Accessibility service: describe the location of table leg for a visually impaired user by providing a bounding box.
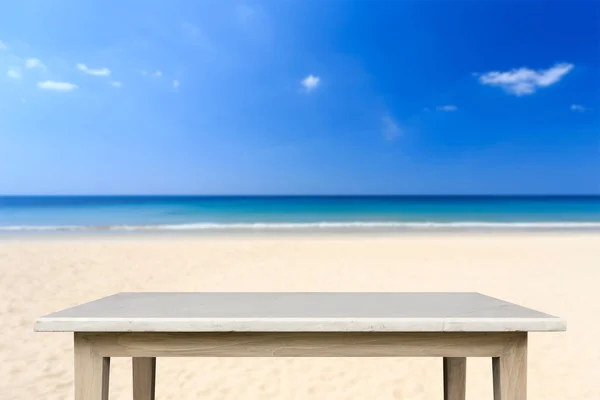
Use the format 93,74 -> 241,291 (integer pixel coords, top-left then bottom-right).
133,357 -> 156,400
492,334 -> 527,400
74,335 -> 110,400
443,357 -> 466,400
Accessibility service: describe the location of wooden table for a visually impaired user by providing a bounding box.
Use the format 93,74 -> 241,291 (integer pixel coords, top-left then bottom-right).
35,292 -> 565,400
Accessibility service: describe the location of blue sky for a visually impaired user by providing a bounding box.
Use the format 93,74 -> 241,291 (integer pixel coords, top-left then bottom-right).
1,0 -> 599,195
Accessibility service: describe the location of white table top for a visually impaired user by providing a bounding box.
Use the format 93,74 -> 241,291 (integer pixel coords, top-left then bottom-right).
34,292 -> 566,333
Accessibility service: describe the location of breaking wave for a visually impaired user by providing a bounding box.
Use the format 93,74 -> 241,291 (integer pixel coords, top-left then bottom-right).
2,221 -> 600,232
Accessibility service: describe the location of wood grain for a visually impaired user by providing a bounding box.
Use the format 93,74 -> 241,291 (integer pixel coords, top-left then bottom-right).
74,335 -> 110,400
443,357 -> 466,400
78,332 -> 523,358
493,333 -> 527,400
133,357 -> 156,400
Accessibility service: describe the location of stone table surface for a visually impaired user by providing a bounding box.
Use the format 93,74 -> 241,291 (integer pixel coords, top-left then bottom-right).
35,292 -> 566,333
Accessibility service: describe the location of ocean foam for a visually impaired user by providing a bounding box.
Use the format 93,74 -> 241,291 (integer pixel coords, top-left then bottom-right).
1,221 -> 600,232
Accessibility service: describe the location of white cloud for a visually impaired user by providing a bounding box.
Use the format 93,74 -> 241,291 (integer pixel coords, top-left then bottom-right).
478,63 -> 573,96
301,74 -> 320,92
181,22 -> 213,51
237,4 -> 257,23
182,22 -> 201,38
437,105 -> 458,112
110,81 -> 122,88
571,104 -> 588,112
37,81 -> 78,92
143,70 -> 162,78
382,115 -> 402,141
77,63 -> 111,76
181,22 -> 202,39
0,40 -> 8,50
173,80 -> 180,89
25,58 -> 46,70
7,68 -> 22,79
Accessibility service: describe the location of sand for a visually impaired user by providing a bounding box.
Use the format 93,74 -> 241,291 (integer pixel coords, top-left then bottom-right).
1,232 -> 598,399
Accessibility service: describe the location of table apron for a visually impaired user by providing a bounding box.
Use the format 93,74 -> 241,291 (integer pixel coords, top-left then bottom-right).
75,332 -> 527,358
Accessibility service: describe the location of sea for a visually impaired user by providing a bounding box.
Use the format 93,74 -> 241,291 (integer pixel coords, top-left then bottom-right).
1,196 -> 599,233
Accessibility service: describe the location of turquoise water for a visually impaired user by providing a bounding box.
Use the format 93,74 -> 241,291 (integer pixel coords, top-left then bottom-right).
1,196 -> 600,231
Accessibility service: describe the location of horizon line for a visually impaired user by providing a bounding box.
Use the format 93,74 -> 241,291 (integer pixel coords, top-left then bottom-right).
1,194 -> 599,198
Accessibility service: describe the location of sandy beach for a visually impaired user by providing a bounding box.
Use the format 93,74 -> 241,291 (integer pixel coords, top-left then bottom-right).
1,232 -> 599,399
